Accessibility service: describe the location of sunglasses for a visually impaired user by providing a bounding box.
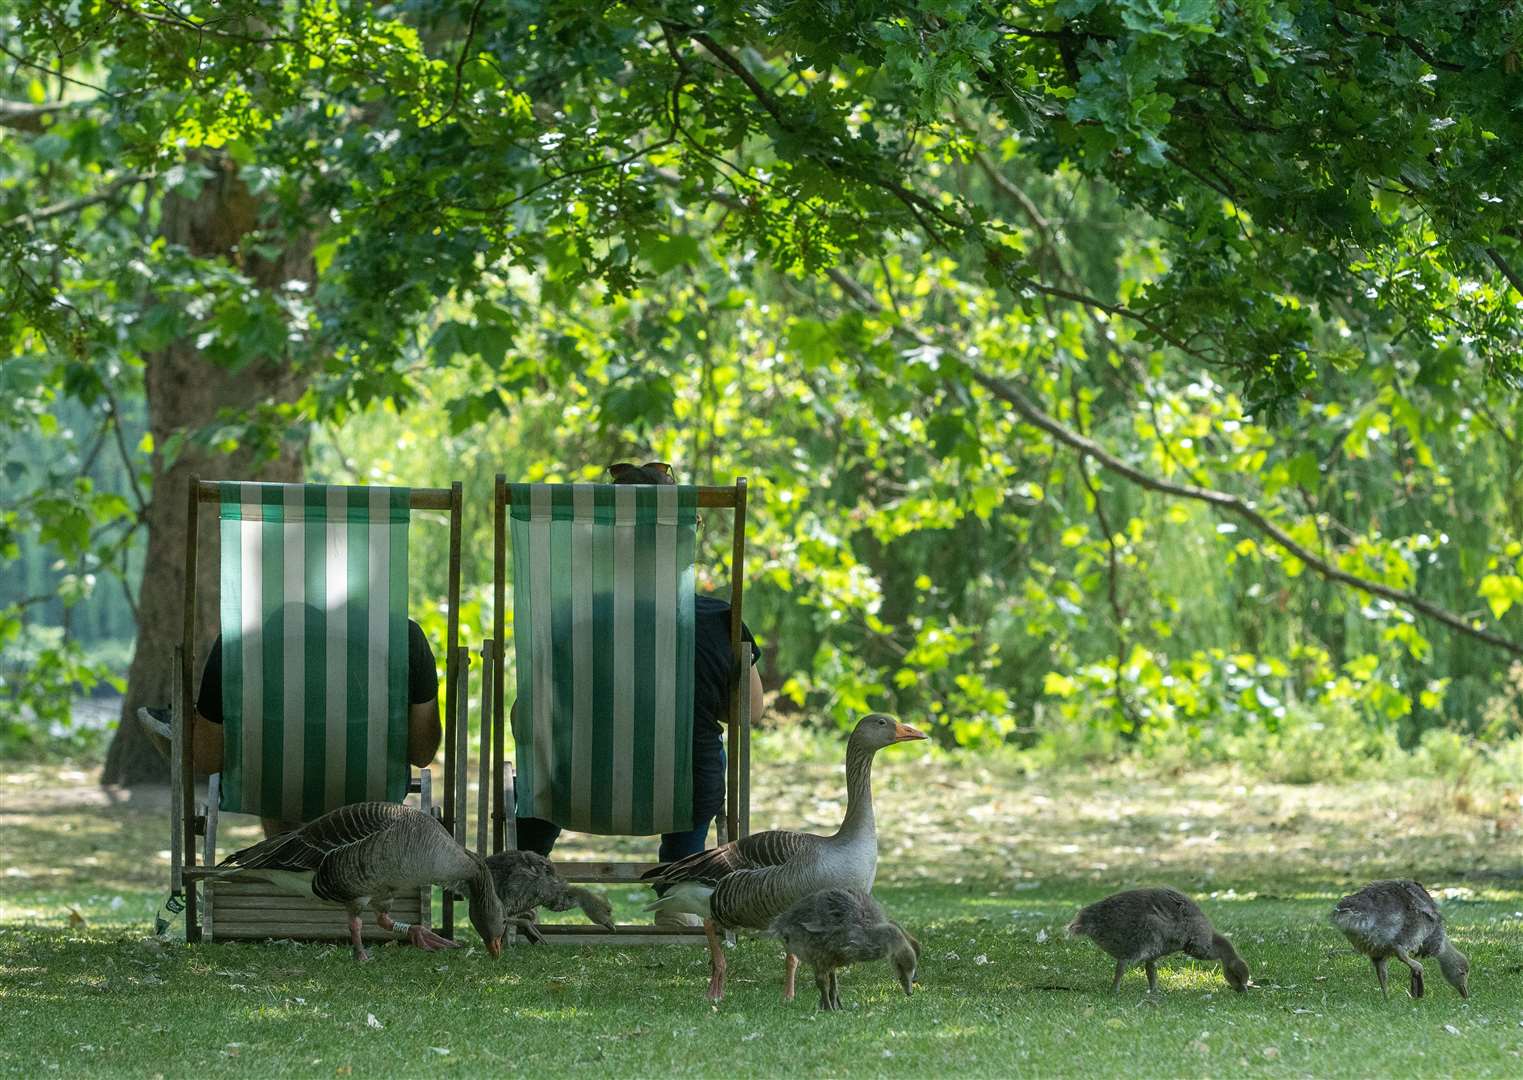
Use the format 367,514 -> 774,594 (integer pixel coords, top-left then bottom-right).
607,461 -> 674,482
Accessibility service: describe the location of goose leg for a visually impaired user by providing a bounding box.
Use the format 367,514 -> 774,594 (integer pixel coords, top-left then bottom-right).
829,969 -> 841,1011
783,952 -> 800,1002
816,968 -> 833,1011
703,919 -> 727,1003
377,912 -> 458,952
1394,947 -> 1424,999
347,914 -> 370,963
1145,960 -> 1159,994
1110,959 -> 1126,992
1373,956 -> 1389,1000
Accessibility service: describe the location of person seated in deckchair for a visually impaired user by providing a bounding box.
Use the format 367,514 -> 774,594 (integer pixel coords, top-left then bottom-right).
143,602 -> 442,839
513,461 -> 766,918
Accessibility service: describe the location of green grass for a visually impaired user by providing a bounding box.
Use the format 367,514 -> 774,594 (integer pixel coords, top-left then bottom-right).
2,750 -> 1521,1077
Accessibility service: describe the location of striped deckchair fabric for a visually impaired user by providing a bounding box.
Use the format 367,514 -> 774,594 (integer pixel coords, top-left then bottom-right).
510,483 -> 698,836
217,482 -> 412,822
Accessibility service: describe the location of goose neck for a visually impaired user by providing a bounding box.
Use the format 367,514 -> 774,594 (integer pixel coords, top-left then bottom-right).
837,743 -> 877,838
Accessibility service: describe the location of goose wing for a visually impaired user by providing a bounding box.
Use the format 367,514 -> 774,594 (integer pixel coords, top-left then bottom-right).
642,828 -> 822,887
219,802 -> 413,873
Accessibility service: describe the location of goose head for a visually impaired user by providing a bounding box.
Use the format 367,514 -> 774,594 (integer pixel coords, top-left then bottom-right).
465,854 -> 508,958
849,713 -> 928,754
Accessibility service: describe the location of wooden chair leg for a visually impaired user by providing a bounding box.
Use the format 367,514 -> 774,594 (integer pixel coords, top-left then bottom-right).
203,773 -> 220,940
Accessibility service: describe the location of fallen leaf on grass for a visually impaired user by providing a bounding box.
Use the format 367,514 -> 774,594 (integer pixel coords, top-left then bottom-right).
66,909 -> 86,929
428,1047 -> 450,1056
366,1014 -> 383,1030
1443,1024 -> 1461,1037
1262,1047 -> 1280,1060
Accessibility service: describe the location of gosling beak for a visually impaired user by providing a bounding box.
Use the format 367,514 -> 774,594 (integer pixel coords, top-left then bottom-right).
487,936 -> 503,959
893,722 -> 928,743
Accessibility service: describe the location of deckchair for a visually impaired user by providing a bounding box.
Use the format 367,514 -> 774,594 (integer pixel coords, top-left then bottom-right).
170,478 -> 472,944
482,475 -> 753,945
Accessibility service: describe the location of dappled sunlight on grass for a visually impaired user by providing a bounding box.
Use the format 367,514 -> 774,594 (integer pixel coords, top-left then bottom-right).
2,753 -> 1520,1076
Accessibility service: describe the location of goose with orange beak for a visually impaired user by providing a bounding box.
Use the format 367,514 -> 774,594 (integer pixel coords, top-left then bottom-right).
645,713 -> 928,1002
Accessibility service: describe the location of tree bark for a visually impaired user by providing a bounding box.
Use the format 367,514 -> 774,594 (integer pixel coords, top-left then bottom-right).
102,156 -> 313,786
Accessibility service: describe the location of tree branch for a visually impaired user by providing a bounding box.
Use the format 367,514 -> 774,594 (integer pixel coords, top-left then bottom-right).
802,243 -> 1523,659
8,172 -> 152,229
971,369 -> 1523,659
0,99 -> 86,132
1486,247 -> 1523,298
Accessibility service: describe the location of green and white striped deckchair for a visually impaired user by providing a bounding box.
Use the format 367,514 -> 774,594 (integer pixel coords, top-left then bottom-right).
216,481 -> 412,822
172,477 -> 468,946
485,474 -> 750,944
508,483 -> 699,836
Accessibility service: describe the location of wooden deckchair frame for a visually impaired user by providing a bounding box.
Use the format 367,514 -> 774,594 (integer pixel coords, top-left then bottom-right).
487,474 -> 752,945
171,476 -> 468,943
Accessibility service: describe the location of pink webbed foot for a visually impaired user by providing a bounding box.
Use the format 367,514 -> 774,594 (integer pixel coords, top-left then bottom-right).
407,923 -> 461,952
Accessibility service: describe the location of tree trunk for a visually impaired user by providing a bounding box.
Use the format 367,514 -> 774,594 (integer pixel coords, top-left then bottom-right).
102,156 -> 313,786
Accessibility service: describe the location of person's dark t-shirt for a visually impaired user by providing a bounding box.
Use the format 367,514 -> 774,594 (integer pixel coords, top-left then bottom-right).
197,619 -> 438,723
691,595 -> 761,820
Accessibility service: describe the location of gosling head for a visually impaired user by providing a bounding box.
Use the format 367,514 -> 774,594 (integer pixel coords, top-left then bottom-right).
1437,942 -> 1470,1000
870,922 -> 921,996
1212,933 -> 1250,992
850,713 -> 928,753
892,925 -> 922,997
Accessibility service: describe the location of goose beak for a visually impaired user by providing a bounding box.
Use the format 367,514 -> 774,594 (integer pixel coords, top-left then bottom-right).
487,936 -> 503,959
893,722 -> 928,743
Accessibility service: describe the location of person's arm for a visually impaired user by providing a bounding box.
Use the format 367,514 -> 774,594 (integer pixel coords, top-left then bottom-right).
748,663 -> 764,726
192,710 -> 224,775
405,620 -> 443,767
408,699 -> 442,768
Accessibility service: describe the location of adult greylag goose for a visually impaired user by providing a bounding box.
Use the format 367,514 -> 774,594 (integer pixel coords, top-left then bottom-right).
217,802 -> 506,961
768,887 -> 920,1011
1067,887 -> 1250,993
643,712 -> 927,1002
1331,880 -> 1469,999
484,850 -> 616,941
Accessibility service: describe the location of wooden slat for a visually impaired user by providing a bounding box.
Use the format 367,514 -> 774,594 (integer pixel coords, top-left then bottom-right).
499,484 -> 740,508
195,480 -> 455,510
551,860 -> 660,883
521,926 -> 706,946
492,476 -> 507,854
212,895 -> 427,915
213,925 -> 412,942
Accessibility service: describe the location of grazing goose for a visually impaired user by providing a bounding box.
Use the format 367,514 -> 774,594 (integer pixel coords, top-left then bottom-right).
484,850 -> 617,941
643,712 -> 928,1002
1067,887 -> 1250,993
217,802 -> 506,961
1331,880 -> 1469,1000
768,888 -> 920,1011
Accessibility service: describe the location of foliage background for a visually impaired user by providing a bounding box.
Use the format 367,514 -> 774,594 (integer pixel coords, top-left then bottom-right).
3,0 -> 1523,773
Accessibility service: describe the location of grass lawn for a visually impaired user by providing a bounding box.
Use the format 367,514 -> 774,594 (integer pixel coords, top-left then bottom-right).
2,744 -> 1520,1077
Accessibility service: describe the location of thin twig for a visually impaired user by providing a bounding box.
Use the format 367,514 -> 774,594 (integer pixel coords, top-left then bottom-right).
422,0 -> 486,129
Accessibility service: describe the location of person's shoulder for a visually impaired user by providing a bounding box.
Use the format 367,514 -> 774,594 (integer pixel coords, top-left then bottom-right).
694,594 -> 731,616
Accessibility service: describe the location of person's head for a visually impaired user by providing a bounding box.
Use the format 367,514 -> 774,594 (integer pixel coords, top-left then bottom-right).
607,461 -> 675,486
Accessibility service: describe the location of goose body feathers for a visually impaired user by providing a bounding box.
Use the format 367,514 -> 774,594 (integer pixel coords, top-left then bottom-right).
219,802 -> 506,960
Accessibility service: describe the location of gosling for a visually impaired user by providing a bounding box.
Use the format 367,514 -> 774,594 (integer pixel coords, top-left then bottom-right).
1067,887 -> 1250,993
1331,880 -> 1469,1000
768,888 -> 920,1011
